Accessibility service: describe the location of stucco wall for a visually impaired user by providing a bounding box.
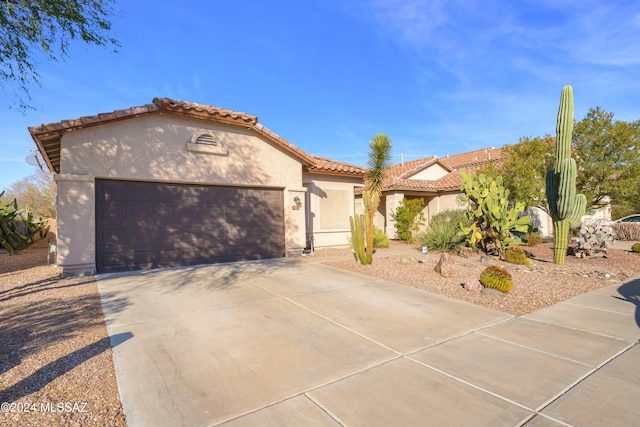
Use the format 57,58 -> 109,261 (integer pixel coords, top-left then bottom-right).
61,115 -> 302,187
56,114 -> 307,273
303,174 -> 361,248
426,192 -> 462,220
55,173 -> 95,276
408,163 -> 449,181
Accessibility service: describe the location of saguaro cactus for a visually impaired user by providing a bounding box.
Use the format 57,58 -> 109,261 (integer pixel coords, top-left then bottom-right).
545,86 -> 586,264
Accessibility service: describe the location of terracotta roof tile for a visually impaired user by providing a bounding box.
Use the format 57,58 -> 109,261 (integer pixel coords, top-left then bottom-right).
152,97 -> 257,124
307,155 -> 366,177
439,147 -> 504,170
385,177 -> 439,191
434,170 -> 464,190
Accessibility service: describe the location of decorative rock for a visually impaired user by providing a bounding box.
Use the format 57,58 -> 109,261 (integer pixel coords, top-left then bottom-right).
463,276 -> 483,291
434,253 -> 456,278
482,287 -> 506,297
397,256 -> 412,265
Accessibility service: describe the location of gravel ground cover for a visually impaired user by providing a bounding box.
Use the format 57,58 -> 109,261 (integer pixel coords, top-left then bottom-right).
324,241 -> 640,316
0,243 -> 126,427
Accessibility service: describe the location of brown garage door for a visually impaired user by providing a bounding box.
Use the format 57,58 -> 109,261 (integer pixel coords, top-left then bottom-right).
95,179 -> 285,273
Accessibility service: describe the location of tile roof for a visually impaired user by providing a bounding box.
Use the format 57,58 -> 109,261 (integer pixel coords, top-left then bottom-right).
306,155 -> 366,177
439,146 -> 504,170
376,147 -> 505,193
29,97 -> 325,173
386,156 -> 440,181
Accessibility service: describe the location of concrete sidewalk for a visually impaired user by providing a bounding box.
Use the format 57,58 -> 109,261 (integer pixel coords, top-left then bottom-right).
97,260 -> 640,427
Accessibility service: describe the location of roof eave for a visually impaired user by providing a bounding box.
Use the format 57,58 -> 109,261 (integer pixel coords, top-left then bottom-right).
305,168 -> 365,178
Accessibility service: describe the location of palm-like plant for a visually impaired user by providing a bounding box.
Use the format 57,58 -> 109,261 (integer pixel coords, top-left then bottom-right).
350,133 -> 392,264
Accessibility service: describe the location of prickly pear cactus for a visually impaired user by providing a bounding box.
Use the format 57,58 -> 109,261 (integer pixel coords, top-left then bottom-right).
458,171 -> 530,258
574,222 -> 616,258
545,86 -> 587,264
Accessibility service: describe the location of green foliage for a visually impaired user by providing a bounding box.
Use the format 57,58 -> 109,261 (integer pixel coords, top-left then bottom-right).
478,136 -> 554,213
611,223 -> 640,241
480,265 -> 513,293
526,233 -> 543,246
3,169 -> 56,218
574,222 -> 616,258
392,198 -> 425,242
458,171 -> 531,258
0,191 -> 49,254
372,227 -> 389,248
546,86 -> 587,265
1,0 -> 120,110
574,107 -> 640,217
505,247 -> 532,266
631,243 -> 640,253
419,209 -> 469,252
478,107 -> 640,220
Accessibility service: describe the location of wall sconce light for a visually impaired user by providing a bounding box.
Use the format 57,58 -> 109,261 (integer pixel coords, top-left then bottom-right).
293,196 -> 302,208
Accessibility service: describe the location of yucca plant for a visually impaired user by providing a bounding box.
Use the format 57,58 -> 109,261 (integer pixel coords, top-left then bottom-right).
350,133 -> 392,264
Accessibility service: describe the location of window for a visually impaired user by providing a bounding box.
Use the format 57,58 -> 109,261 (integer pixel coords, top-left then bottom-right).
318,189 -> 350,229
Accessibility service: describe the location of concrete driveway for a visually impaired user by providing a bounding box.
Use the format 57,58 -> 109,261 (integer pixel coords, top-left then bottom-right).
97,259 -> 640,426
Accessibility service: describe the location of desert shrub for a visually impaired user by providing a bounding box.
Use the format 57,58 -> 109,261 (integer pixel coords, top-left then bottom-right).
505,247 -> 532,266
574,222 -> 616,258
526,233 -> 543,246
479,265 -> 513,293
631,243 -> 640,253
348,226 -> 389,250
373,227 -> 389,248
611,223 -> 640,241
392,198 -> 425,242
419,209 -> 470,252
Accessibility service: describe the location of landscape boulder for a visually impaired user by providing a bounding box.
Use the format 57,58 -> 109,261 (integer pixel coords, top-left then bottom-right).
463,276 -> 483,291
434,253 -> 455,278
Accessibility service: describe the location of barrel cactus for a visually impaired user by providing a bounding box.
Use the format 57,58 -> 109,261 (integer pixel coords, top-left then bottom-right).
631,243 -> 640,253
480,265 -> 513,293
545,86 -> 587,264
505,247 -> 532,266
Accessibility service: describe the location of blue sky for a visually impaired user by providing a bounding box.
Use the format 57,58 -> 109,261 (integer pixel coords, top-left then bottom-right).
2,0 -> 639,192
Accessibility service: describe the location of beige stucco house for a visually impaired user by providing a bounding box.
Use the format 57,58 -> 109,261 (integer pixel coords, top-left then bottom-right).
30,98 -> 364,275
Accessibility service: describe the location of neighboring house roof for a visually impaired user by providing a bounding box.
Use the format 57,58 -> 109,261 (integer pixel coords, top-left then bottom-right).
374,147 -> 505,194
29,97 -> 327,174
439,146 -> 503,170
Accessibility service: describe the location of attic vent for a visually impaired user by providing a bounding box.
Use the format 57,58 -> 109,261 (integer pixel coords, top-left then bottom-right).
194,133 -> 218,146
187,132 -> 228,156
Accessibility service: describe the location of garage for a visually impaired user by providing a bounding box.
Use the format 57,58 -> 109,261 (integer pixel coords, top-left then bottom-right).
95,179 -> 285,273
